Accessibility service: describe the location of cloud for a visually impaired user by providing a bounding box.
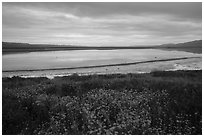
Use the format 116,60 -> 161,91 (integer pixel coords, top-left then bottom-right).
2,2 -> 202,46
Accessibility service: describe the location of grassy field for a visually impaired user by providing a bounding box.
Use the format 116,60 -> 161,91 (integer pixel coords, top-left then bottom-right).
2,70 -> 202,135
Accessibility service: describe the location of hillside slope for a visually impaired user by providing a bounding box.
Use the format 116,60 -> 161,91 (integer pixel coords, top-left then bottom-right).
158,40 -> 202,53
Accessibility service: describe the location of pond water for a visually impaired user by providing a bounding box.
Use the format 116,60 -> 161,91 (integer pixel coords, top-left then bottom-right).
2,49 -> 202,78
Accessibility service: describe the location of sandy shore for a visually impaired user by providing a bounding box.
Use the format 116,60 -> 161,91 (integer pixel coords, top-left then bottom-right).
3,56 -> 200,72
2,56 -> 202,79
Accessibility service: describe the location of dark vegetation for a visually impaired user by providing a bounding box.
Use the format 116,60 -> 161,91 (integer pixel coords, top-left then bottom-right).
2,40 -> 202,54
2,70 -> 202,135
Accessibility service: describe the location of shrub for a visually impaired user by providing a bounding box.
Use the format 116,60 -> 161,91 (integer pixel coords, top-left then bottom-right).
60,83 -> 78,97
2,70 -> 202,135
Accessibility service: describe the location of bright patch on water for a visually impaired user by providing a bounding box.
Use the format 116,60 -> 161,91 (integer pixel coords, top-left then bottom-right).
2,49 -> 202,78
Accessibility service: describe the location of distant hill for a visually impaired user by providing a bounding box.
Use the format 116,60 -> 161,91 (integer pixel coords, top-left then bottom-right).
157,40 -> 202,53
2,42 -> 30,48
2,42 -> 75,48
159,40 -> 202,48
1,41 -> 155,54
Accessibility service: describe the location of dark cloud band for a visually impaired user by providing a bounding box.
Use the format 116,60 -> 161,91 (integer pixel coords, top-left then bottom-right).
2,2 -> 202,46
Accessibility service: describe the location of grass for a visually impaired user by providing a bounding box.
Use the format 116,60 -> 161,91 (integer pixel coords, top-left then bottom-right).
2,70 -> 202,135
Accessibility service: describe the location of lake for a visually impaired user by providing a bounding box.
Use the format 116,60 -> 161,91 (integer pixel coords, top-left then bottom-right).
2,49 -> 202,78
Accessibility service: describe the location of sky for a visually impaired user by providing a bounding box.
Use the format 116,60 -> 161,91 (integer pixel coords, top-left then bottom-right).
2,2 -> 202,46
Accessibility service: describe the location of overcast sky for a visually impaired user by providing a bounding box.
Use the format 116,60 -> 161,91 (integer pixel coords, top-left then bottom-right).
2,2 -> 202,46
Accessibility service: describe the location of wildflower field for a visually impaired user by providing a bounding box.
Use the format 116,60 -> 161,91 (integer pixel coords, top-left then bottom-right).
2,70 -> 202,135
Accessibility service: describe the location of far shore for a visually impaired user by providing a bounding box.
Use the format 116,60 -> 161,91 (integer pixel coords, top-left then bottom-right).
2,46 -> 202,54
2,46 -> 157,55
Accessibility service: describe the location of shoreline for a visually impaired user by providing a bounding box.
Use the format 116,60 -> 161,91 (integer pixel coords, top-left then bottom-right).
11,69 -> 203,79
3,47 -> 202,55
2,46 -> 157,55
3,56 -> 201,73
2,69 -> 202,79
